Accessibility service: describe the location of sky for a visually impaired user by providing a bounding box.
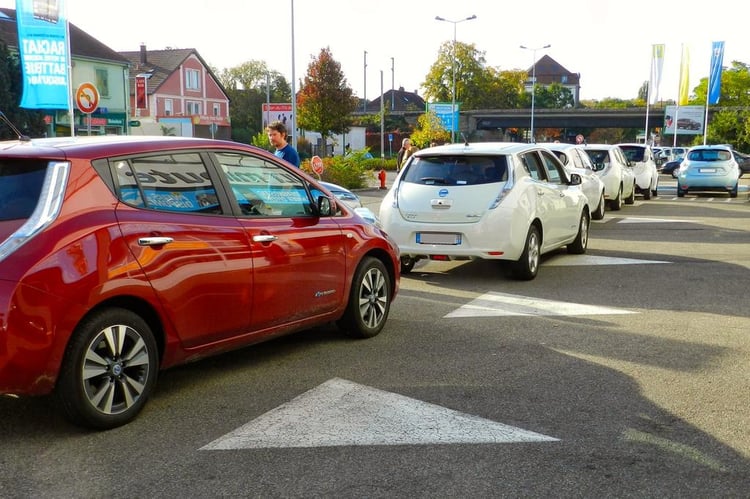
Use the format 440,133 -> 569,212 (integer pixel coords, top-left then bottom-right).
3,0 -> 747,103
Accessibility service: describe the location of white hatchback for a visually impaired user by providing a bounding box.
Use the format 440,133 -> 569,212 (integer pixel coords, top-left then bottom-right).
582,144 -> 637,211
379,142 -> 591,280
617,143 -> 659,199
542,142 -> 607,220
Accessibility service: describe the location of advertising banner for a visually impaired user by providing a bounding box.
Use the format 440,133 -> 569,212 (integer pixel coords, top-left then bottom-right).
261,103 -> 294,133
663,105 -> 704,135
135,76 -> 147,109
15,0 -> 70,109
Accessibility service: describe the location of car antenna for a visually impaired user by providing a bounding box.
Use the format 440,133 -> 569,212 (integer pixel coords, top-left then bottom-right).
0,111 -> 31,141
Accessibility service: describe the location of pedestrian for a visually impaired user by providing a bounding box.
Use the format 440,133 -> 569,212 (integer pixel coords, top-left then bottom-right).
401,144 -> 419,168
396,138 -> 411,172
267,120 -> 300,167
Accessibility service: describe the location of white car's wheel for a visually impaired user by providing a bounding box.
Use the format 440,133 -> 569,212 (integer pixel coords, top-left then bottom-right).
512,225 -> 541,280
567,211 -> 590,255
592,191 -> 606,220
609,185 -> 623,211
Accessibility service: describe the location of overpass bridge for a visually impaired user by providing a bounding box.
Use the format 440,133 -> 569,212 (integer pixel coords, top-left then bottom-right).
465,107 -> 683,131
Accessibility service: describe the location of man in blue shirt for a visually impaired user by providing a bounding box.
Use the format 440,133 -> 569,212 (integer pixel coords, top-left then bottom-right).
267,120 -> 300,167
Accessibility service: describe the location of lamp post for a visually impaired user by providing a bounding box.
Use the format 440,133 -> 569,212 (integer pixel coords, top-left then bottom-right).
435,14 -> 476,143
520,44 -> 550,143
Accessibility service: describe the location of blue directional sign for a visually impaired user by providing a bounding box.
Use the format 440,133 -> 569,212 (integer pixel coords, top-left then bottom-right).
427,102 -> 459,132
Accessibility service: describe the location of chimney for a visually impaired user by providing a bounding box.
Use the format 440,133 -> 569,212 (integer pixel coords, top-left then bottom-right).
140,44 -> 147,64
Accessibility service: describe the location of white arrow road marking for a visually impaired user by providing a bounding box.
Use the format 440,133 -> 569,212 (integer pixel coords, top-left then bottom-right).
617,217 -> 691,223
445,292 -> 637,318
201,378 -> 558,450
544,254 -> 671,266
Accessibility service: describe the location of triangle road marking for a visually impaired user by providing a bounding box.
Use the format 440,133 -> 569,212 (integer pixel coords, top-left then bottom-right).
201,378 -> 558,450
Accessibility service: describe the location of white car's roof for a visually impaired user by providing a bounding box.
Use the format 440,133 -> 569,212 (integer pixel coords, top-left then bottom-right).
583,143 -> 622,150
416,142 -> 540,156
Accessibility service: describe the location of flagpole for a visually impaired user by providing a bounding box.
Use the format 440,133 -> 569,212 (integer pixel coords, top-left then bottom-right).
703,87 -> 709,146
65,1 -> 74,136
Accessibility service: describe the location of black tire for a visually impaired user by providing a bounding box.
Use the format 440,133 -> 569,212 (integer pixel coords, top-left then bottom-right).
55,308 -> 159,430
512,225 -> 541,280
567,211 -> 590,255
730,183 -> 738,198
624,182 -> 636,205
643,187 -> 651,200
400,256 -> 416,274
592,191 -> 606,220
338,256 -> 391,338
609,185 -> 622,211
677,186 -> 686,197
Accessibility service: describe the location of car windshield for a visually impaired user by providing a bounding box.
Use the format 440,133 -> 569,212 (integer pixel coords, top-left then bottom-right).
585,150 -> 610,168
0,160 -> 47,221
402,155 -> 508,186
620,146 -> 645,162
687,149 -> 732,162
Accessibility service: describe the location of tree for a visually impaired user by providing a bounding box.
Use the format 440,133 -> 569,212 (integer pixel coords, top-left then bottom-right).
0,42 -> 46,139
296,47 -> 358,156
408,111 -> 451,148
532,83 -> 575,109
690,61 -> 750,151
423,41 -> 493,110
216,61 -> 290,144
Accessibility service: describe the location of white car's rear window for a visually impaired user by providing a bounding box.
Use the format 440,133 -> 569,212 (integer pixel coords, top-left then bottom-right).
402,155 -> 508,186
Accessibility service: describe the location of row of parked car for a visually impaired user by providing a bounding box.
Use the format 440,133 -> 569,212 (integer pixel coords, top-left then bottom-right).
378,140 -> 661,280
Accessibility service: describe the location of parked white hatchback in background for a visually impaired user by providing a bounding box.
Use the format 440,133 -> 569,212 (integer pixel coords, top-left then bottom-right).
542,142 -> 607,220
617,143 -> 659,199
379,142 -> 591,280
582,144 -> 636,211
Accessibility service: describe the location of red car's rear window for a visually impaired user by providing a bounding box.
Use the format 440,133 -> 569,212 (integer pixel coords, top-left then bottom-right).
0,159 -> 48,221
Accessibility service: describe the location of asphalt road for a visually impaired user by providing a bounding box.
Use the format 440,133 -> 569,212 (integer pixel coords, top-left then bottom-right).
1,174 -> 748,498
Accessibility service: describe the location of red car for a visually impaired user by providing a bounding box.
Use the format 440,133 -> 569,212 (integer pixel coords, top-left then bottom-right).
0,136 -> 399,429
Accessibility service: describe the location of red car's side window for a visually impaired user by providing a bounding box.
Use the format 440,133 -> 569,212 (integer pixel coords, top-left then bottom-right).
114,153 -> 223,215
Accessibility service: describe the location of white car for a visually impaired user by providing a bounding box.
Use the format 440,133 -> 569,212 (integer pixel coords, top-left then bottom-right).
617,143 -> 659,199
542,142 -> 607,220
582,144 -> 636,211
379,142 -> 591,280
319,180 -> 379,225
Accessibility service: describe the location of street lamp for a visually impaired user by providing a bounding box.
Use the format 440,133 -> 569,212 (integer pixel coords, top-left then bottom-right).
436,14 -> 476,143
520,44 -> 550,143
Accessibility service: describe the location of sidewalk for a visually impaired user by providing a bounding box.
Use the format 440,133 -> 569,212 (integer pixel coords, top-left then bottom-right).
360,169 -> 398,191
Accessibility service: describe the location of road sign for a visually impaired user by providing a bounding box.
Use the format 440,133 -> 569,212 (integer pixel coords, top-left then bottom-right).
75,83 -> 99,114
311,155 -> 324,175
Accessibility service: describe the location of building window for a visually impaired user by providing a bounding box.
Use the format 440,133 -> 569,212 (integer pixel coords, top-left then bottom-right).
185,68 -> 200,90
561,75 -> 568,84
186,101 -> 201,115
164,99 -> 173,116
213,103 -> 220,116
95,68 -> 109,98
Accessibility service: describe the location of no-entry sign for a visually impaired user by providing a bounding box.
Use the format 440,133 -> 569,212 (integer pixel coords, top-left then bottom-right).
76,83 -> 99,114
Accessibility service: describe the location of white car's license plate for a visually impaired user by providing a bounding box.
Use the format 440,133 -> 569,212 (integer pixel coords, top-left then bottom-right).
699,168 -> 717,173
417,232 -> 461,245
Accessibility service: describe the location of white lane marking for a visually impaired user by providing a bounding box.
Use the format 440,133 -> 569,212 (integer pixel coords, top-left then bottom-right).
617,217 -> 691,223
445,292 -> 637,318
544,254 -> 670,266
201,378 -> 558,450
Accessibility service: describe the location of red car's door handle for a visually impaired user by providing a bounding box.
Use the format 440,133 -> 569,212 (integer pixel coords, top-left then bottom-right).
138,236 -> 174,246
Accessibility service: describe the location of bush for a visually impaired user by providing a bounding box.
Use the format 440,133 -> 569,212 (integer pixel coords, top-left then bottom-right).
301,149 -> 378,189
